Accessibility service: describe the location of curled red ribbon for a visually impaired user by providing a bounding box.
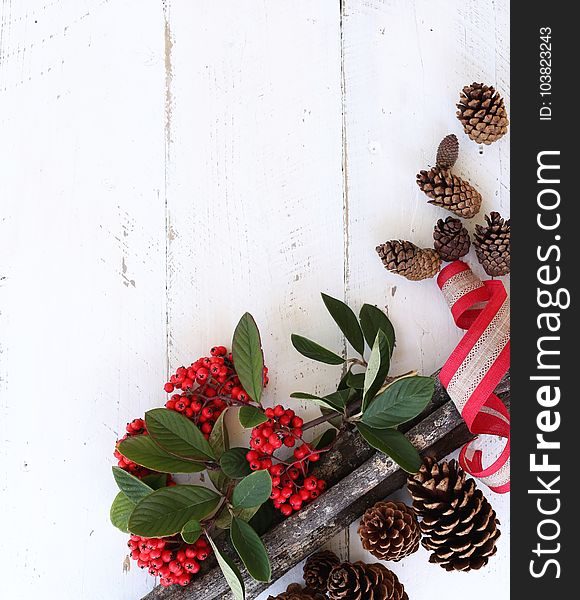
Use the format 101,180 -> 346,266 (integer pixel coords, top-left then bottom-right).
437,261 -> 510,493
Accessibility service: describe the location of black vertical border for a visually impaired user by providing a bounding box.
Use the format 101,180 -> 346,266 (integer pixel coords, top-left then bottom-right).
511,4 -> 575,596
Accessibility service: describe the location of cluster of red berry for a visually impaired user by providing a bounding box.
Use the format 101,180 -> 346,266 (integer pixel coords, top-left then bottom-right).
163,346 -> 269,440
114,418 -> 151,478
245,405 -> 326,516
127,535 -> 212,588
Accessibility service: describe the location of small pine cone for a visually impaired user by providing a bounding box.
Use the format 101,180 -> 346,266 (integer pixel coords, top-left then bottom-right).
376,240 -> 441,281
303,550 -> 340,592
407,457 -> 501,572
456,82 -> 509,145
327,562 -> 408,600
433,217 -> 471,262
268,583 -> 327,600
436,134 -> 459,168
474,211 -> 510,276
417,167 -> 482,218
358,501 -> 420,562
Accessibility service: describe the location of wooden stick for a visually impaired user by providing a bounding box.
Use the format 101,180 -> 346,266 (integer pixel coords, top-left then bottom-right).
143,372 -> 510,600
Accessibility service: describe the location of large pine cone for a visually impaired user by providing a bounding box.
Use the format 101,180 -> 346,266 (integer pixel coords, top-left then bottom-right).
327,562 -> 408,600
456,82 -> 509,145
433,217 -> 470,262
436,134 -> 459,169
417,167 -> 482,218
474,212 -> 510,276
358,501 -> 420,562
304,550 -> 340,592
268,583 -> 327,600
407,457 -> 501,572
376,240 -> 441,281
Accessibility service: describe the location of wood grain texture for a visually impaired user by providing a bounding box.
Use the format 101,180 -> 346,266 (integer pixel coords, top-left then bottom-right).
0,1 -> 509,599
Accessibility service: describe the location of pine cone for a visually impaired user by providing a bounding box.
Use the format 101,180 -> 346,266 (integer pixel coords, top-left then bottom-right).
304,550 -> 340,593
407,457 -> 501,572
474,212 -> 510,276
417,167 -> 482,218
433,217 -> 470,262
268,583 -> 327,600
436,134 -> 459,169
327,562 -> 408,600
456,82 -> 509,145
376,240 -> 441,281
358,501 -> 420,562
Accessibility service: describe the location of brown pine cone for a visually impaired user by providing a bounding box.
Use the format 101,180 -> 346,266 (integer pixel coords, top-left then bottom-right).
433,217 -> 471,262
303,550 -> 340,593
327,562 -> 408,600
358,501 -> 420,562
474,212 -> 510,276
268,583 -> 327,600
456,82 -> 509,145
407,457 -> 501,572
436,134 -> 459,169
376,240 -> 441,281
417,167 -> 482,218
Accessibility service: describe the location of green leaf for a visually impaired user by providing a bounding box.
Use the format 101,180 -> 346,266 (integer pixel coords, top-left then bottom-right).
291,334 -> 344,365
362,331 -> 391,411
112,466 -> 154,504
362,376 -> 435,429
290,388 -> 350,413
346,371 -> 365,390
232,471 -> 272,509
117,435 -> 206,474
208,536 -> 245,600
208,469 -> 231,494
231,517 -> 271,582
249,501 -> 276,536
359,304 -> 396,354
321,293 -> 365,356
209,409 -> 229,459
356,423 -> 422,473
232,313 -> 265,404
320,406 -> 344,429
145,408 -> 215,461
110,492 -> 135,533
181,519 -> 202,544
221,448 -> 253,479
216,505 -> 263,530
128,485 -> 221,537
141,473 -> 169,490
312,428 -> 337,450
238,405 -> 268,428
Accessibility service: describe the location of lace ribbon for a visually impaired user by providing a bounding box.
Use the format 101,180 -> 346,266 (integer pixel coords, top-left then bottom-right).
437,261 -> 510,493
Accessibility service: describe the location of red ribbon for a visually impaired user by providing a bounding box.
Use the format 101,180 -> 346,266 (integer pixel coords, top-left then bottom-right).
437,261 -> 510,493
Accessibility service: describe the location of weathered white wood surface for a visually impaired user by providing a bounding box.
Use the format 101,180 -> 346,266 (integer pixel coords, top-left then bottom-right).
0,1 -> 509,599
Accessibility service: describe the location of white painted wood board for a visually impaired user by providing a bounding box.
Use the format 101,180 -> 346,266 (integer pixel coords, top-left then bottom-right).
0,1 -> 509,598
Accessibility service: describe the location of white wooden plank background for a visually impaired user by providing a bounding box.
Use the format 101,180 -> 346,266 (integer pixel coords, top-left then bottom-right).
0,1 -> 509,599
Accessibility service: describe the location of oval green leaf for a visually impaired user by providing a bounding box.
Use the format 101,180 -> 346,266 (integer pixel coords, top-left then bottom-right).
232,313 -> 265,404
181,519 -> 202,544
145,408 -> 215,461
117,435 -> 206,474
110,492 -> 135,533
312,427 -> 337,450
112,466 -> 154,503
141,473 -> 169,490
321,293 -> 365,356
290,334 -> 345,365
231,517 -> 271,582
232,471 -> 272,509
359,304 -> 396,354
207,536 -> 245,600
128,485 -> 221,537
209,409 -> 229,459
221,448 -> 253,479
362,376 -> 434,428
362,330 -> 391,411
238,405 -> 268,428
356,423 -> 422,473
208,469 -> 231,494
